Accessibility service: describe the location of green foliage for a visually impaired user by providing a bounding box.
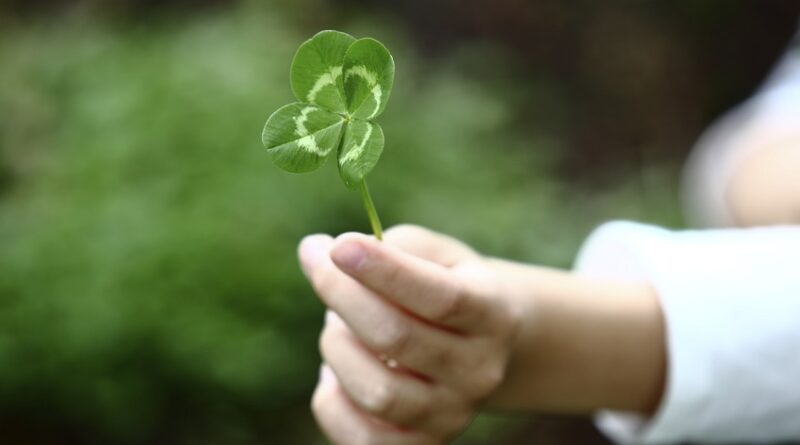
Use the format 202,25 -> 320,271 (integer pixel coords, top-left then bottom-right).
0,3 -> 681,444
339,118 -> 385,188
290,30 -> 355,114
262,102 -> 345,173
341,38 -> 394,120
263,30 -> 395,238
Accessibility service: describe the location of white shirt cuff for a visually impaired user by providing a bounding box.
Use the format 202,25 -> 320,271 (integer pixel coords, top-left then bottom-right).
574,221 -> 800,444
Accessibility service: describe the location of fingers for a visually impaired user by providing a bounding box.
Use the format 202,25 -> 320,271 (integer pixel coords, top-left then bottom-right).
301,237 -> 472,379
322,314 -> 434,425
320,315 -> 470,434
383,225 -> 479,267
303,229 -> 495,444
312,366 -> 436,445
330,233 -> 490,331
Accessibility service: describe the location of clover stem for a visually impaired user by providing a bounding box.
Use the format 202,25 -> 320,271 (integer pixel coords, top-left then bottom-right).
359,178 -> 383,240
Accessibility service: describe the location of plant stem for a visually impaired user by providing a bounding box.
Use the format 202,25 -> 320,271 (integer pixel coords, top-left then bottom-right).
359,178 -> 383,240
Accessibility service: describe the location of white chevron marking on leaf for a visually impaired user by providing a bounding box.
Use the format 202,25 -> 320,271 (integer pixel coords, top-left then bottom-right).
368,84 -> 383,118
346,65 -> 383,116
340,124 -> 373,165
296,134 -> 329,156
307,66 -> 343,103
345,65 -> 378,85
293,106 -> 316,137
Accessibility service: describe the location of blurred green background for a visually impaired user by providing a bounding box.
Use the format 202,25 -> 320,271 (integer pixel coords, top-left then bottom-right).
0,0 -> 797,443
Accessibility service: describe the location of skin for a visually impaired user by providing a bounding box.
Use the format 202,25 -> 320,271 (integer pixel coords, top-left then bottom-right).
299,225 -> 666,445
727,140 -> 800,226
713,106 -> 800,227
299,137 -> 799,444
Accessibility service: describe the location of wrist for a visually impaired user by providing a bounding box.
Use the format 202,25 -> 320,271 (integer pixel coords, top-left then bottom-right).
484,259 -> 666,415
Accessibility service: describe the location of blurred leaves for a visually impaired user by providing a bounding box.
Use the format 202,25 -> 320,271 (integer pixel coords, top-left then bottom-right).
0,1 -> 681,443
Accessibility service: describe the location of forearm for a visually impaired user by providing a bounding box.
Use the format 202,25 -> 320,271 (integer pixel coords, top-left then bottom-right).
485,259 -> 666,415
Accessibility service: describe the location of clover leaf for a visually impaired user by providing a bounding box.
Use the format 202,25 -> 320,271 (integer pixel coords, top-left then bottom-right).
262,30 -> 395,239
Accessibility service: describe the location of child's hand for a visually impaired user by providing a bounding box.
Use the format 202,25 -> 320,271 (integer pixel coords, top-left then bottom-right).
299,225 -> 522,445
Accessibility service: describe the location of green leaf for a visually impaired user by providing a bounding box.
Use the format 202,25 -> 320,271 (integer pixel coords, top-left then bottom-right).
290,30 -> 356,113
342,38 -> 395,120
337,119 -> 384,189
263,31 -> 394,238
262,102 -> 345,173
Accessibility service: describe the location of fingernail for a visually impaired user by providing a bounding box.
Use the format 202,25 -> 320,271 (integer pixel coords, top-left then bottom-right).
299,235 -> 332,277
331,241 -> 367,272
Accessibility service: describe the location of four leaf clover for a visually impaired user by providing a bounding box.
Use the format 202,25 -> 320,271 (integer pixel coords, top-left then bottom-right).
262,30 -> 395,239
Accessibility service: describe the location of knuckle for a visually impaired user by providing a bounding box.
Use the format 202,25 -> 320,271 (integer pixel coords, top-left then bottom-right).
494,298 -> 523,336
371,318 -> 411,355
434,282 -> 470,323
361,379 -> 398,417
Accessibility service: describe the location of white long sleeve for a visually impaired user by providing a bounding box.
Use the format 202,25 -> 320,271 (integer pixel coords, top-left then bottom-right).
574,221 -> 800,444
